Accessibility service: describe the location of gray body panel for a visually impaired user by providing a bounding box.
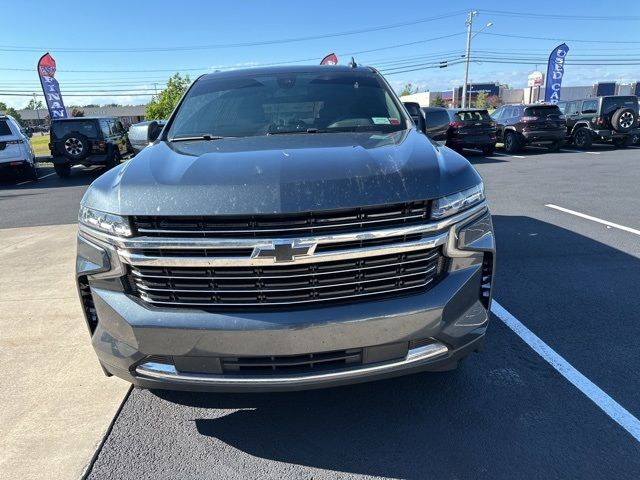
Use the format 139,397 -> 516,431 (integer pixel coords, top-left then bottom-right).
82,130 -> 481,215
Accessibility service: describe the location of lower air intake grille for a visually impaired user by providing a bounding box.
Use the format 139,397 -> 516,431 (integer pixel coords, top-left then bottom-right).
222,348 -> 363,375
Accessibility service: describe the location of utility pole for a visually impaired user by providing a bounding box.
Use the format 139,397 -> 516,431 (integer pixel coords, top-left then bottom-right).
461,10 -> 477,108
33,93 -> 41,125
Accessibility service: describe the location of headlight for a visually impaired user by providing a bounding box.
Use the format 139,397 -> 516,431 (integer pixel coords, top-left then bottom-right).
431,183 -> 485,219
79,206 -> 132,237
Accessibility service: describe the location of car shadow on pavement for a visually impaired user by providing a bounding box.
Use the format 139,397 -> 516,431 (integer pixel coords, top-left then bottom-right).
101,215 -> 640,479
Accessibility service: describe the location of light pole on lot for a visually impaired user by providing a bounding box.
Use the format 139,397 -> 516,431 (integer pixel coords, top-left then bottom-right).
461,11 -> 492,108
33,93 -> 41,125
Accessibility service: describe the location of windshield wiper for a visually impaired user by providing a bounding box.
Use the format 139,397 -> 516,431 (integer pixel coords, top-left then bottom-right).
169,134 -> 227,142
267,128 -> 323,135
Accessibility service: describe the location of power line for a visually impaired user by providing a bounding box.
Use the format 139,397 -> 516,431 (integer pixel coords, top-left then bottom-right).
0,11 -> 466,53
481,9 -> 640,21
480,31 -> 640,44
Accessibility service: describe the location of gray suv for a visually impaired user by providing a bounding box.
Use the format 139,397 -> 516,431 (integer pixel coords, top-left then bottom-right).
76,65 -> 495,392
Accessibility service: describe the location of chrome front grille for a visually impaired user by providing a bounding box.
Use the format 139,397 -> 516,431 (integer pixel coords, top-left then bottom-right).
131,201 -> 430,238
128,248 -> 445,308
79,202 -> 490,311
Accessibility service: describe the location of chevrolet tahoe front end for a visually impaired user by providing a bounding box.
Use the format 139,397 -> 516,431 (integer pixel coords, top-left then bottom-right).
76,65 -> 495,392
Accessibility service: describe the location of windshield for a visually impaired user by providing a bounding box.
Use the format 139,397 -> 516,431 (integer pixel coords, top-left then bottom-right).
524,106 -> 562,117
52,120 -> 98,139
167,70 -> 407,139
453,110 -> 491,122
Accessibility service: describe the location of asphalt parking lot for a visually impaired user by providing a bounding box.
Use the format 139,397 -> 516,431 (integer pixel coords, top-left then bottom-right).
2,144 -> 640,479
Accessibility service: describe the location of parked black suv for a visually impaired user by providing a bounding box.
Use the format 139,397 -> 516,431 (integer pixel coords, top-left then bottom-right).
50,117 -> 132,178
557,96 -> 639,149
441,109 -> 497,155
403,106 -> 497,154
491,104 -> 566,153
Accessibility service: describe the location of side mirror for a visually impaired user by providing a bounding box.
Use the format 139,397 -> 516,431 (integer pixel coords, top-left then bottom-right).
147,122 -> 162,143
402,102 -> 426,133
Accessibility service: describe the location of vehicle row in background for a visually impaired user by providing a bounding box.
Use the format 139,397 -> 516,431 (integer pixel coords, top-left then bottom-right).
406,95 -> 639,154
403,104 -> 497,154
49,117 -> 133,178
0,114 -> 38,180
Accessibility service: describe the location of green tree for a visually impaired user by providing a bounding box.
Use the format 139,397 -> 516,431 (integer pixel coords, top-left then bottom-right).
71,108 -> 85,117
487,95 -> 502,109
146,73 -> 191,119
399,83 -> 420,96
430,93 -> 446,107
5,107 -> 24,125
0,101 -> 7,111
25,98 -> 44,110
473,91 -> 489,109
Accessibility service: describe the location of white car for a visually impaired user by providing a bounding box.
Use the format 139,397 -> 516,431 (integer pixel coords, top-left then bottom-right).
0,115 -> 38,181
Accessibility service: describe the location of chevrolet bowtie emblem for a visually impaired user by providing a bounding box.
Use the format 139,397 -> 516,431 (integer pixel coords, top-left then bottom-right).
252,241 -> 316,263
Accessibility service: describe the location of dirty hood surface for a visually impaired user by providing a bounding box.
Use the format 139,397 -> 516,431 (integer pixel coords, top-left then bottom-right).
83,129 -> 481,216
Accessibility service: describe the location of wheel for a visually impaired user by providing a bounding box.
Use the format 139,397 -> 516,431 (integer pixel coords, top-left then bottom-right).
28,163 -> 38,181
611,108 -> 637,133
504,131 -> 520,153
612,137 -> 632,148
573,128 -> 592,149
61,133 -> 91,161
105,148 -> 121,169
547,141 -> 561,152
54,163 -> 71,178
482,145 -> 495,155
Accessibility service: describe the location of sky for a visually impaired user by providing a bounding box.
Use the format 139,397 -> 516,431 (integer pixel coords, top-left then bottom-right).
1,0 -> 640,109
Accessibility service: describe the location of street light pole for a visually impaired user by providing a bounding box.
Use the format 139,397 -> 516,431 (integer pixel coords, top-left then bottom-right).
33,93 -> 41,125
461,10 -> 476,108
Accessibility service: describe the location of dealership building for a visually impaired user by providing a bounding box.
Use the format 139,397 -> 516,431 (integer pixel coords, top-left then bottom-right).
2,105 -> 147,126
401,80 -> 640,107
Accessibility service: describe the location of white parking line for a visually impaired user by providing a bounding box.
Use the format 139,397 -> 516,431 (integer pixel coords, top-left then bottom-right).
491,300 -> 640,442
560,149 -> 601,155
545,204 -> 640,236
492,152 -> 527,159
38,172 -> 56,180
15,180 -> 32,186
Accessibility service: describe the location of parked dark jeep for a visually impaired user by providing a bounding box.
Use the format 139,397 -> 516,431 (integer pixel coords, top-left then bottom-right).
557,96 -> 640,149
49,117 -> 132,178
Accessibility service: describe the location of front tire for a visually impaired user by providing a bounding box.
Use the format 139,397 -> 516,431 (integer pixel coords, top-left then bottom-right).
54,163 -> 71,178
482,145 -> 495,155
105,149 -> 121,170
547,141 -> 561,152
504,131 -> 520,153
573,128 -> 592,150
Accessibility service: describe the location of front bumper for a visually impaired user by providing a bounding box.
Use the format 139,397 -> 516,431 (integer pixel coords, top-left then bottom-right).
77,205 -> 495,392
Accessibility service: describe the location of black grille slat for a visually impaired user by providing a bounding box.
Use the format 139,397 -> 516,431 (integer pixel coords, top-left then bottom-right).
131,201 -> 430,238
128,248 -> 445,309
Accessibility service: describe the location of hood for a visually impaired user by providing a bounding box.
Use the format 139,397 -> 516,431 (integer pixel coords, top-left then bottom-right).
82,129 -> 481,216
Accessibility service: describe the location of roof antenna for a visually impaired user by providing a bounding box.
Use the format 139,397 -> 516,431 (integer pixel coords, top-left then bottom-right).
349,57 -> 358,68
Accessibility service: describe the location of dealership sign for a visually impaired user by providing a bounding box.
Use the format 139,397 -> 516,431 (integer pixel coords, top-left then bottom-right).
544,43 -> 570,103
527,71 -> 544,87
37,53 -> 67,119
